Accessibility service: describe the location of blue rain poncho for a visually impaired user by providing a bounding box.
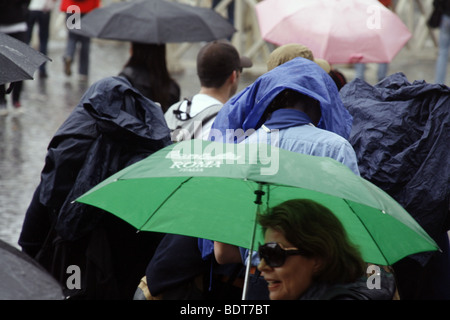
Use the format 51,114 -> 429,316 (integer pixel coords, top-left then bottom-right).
210,57 -> 353,142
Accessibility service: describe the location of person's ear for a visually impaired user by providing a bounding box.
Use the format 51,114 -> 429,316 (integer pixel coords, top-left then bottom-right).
312,257 -> 324,274
229,70 -> 238,84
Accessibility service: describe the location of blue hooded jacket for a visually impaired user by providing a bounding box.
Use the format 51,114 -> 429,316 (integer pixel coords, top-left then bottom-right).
210,57 -> 353,142
201,58 -> 355,286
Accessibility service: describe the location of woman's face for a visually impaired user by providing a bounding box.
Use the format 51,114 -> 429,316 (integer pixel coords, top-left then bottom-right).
258,228 -> 322,300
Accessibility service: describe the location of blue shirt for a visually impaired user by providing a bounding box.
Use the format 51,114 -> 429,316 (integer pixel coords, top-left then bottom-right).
245,110 -> 360,176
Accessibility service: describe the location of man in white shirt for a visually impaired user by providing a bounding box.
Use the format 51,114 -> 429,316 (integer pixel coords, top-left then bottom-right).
165,41 -> 252,141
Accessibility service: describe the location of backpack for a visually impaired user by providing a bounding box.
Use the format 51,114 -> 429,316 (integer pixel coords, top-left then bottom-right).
166,97 -> 222,142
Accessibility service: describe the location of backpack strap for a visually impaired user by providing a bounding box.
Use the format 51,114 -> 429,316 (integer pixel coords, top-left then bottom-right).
198,105 -> 221,126
187,103 -> 222,139
170,99 -> 222,141
172,97 -> 193,120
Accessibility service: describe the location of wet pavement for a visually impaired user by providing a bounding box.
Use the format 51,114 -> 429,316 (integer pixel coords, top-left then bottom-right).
0,37 -> 260,249
0,33 -> 447,249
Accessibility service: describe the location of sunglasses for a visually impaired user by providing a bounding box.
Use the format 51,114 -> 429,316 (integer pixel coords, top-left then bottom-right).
258,242 -> 308,268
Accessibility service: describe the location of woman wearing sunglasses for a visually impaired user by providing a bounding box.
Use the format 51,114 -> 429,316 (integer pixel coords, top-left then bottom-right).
257,199 -> 371,300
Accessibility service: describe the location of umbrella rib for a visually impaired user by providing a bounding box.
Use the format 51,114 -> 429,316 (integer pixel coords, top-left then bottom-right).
343,199 -> 389,265
137,177 -> 193,230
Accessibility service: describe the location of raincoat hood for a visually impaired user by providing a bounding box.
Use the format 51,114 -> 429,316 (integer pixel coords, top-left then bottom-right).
341,72 -> 450,266
77,75 -> 171,143
37,76 -> 171,240
210,57 -> 353,142
18,78 -> 170,299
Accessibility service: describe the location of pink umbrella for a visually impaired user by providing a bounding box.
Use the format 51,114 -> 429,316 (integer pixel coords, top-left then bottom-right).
255,0 -> 412,64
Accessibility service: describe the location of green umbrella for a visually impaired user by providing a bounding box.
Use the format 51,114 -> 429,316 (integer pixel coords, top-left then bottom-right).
76,139 -> 438,270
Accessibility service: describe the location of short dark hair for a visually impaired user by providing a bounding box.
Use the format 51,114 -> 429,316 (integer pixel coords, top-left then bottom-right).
257,199 -> 366,284
197,41 -> 241,88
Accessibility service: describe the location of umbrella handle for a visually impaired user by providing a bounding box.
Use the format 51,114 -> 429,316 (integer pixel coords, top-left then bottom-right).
254,189 -> 265,205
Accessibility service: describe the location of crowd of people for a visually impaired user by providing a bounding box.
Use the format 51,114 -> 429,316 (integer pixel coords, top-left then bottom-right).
0,0 -> 448,301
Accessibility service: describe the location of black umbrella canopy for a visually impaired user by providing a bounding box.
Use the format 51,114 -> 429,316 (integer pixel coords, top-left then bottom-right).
0,239 -> 63,300
74,0 -> 236,44
0,32 -> 51,85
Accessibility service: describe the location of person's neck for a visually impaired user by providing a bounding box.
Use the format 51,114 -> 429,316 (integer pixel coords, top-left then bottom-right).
199,87 -> 230,104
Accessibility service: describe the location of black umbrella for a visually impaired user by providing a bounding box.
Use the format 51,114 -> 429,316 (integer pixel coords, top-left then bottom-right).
72,0 -> 236,44
0,239 -> 63,300
0,32 -> 51,85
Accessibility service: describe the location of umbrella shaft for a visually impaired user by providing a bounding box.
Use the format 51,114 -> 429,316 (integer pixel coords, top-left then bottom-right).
242,184 -> 265,300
